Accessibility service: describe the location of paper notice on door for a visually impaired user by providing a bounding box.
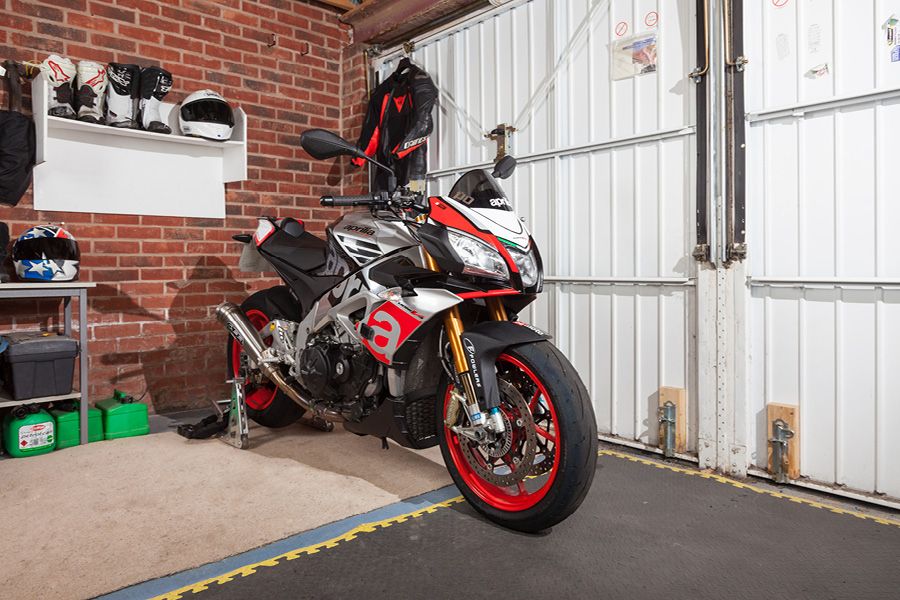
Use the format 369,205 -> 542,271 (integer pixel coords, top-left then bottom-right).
611,33 -> 657,80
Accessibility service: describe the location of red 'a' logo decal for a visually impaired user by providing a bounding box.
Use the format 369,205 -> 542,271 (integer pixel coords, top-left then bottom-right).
393,95 -> 407,112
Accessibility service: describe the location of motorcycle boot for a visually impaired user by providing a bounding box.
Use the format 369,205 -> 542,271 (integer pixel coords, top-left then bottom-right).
39,55 -> 76,119
105,63 -> 141,128
75,61 -> 107,124
139,66 -> 173,133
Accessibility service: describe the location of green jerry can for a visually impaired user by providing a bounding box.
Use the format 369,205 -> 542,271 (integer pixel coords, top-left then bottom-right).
50,401 -> 104,449
96,390 -> 149,440
2,405 -> 56,458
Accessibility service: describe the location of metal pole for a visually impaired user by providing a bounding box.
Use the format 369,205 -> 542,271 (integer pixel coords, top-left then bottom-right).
79,289 -> 88,445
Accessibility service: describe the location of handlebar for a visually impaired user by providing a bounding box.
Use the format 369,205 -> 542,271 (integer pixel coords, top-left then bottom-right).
319,190 -> 429,215
319,194 -> 379,207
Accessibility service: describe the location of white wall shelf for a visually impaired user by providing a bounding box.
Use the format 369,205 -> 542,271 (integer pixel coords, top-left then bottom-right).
31,77 -> 247,219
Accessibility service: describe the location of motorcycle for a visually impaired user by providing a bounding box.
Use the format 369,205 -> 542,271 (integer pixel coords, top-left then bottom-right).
219,129 -> 597,532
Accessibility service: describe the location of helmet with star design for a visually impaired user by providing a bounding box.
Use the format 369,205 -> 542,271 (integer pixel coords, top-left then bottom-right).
12,224 -> 80,282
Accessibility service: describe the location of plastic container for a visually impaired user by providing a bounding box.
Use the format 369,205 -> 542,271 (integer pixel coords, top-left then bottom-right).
2,405 -> 56,457
96,390 -> 149,439
0,332 -> 78,400
50,401 -> 103,449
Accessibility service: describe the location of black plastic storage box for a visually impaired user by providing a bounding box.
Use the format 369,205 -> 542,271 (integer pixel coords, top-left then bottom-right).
0,332 -> 78,400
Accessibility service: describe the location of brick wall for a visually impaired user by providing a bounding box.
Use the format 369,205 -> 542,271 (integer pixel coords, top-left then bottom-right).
0,0 -> 370,412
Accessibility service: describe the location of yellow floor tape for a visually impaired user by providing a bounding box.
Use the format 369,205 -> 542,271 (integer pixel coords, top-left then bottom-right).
599,449 -> 900,529
152,496 -> 465,600
152,449 -> 899,599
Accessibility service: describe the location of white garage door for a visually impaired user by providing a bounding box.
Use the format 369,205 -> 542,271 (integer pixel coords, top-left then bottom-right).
374,0 -> 700,454
743,0 -> 900,498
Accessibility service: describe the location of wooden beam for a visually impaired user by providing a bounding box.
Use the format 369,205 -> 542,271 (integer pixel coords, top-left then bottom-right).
317,0 -> 357,11
658,386 -> 687,453
766,403 -> 800,480
342,0 -> 485,45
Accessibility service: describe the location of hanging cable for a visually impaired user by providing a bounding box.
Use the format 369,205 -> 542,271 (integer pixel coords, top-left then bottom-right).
511,0 -> 611,132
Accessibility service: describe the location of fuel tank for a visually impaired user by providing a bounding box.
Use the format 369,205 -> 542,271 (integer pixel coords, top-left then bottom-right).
323,211 -> 418,276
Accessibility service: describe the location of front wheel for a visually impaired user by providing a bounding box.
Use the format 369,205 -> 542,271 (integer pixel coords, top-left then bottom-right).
437,340 -> 597,532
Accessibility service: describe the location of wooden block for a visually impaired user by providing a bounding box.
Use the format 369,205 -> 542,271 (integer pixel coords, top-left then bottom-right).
767,403 -> 800,480
658,386 -> 687,454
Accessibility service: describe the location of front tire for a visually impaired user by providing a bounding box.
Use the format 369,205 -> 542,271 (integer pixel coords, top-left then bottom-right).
437,340 -> 597,532
225,290 -> 305,428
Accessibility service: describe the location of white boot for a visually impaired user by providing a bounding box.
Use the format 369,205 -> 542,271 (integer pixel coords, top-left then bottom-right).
39,55 -> 76,119
105,63 -> 140,128
75,61 -> 107,124
139,67 -> 173,133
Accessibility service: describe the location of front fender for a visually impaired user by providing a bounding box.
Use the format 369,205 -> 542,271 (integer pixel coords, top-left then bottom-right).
460,321 -> 551,410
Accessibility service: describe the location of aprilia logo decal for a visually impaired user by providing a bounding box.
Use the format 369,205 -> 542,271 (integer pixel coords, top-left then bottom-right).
344,224 -> 375,236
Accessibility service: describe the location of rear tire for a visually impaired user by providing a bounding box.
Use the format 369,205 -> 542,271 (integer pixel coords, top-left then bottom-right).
225,290 -> 305,428
437,340 -> 597,533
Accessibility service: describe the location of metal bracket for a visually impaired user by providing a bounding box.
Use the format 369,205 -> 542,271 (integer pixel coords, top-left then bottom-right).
769,418 -> 794,483
658,401 -> 677,458
402,40 -> 415,55
485,123 -> 517,162
692,243 -> 710,262
728,242 -> 747,262
732,55 -> 749,72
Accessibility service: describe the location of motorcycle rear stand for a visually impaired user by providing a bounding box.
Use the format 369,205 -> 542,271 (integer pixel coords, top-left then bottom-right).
214,374 -> 335,450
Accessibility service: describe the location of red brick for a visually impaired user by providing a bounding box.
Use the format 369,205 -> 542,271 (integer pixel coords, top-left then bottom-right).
90,1 -> 136,22
5,0 -> 364,412
91,33 -> 137,52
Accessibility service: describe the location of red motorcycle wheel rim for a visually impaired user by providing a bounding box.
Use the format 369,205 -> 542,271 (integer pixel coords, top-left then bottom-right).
444,353 -> 561,512
230,308 -> 277,411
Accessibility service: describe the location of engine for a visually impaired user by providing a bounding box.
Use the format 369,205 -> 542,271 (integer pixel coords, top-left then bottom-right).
297,336 -> 379,406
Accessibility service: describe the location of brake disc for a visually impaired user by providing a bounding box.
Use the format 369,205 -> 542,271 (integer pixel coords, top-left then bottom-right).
529,402 -> 556,476
459,379 -> 537,487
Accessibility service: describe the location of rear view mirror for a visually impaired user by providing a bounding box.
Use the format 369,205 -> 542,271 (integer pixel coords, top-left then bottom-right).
300,129 -> 362,160
492,155 -> 517,179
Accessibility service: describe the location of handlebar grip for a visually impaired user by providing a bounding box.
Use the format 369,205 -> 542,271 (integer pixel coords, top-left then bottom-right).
319,195 -> 377,207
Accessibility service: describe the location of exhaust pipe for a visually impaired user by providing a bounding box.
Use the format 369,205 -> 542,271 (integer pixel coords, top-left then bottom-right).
216,303 -> 342,422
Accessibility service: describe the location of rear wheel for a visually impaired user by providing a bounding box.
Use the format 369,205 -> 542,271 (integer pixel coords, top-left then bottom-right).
225,291 -> 304,428
437,340 -> 597,532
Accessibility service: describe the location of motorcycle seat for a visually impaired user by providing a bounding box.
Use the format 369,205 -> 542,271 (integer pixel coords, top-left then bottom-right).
260,225 -> 327,272
280,217 -> 305,237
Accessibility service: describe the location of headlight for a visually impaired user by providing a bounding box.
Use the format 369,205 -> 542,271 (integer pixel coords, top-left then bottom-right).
447,230 -> 510,280
507,245 -> 540,287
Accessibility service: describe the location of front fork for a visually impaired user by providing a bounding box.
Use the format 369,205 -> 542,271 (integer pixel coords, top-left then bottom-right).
423,250 -> 507,433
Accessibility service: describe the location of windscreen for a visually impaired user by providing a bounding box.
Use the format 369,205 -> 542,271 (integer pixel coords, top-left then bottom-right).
448,169 -> 512,211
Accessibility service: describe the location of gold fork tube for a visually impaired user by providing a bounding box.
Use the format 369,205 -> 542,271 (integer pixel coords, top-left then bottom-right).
486,297 -> 508,321
422,249 -> 470,374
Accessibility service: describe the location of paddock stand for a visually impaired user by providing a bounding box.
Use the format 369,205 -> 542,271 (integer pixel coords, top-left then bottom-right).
177,356 -> 333,448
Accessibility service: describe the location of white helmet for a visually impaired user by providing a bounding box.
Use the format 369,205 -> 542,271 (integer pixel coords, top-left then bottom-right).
179,90 -> 234,141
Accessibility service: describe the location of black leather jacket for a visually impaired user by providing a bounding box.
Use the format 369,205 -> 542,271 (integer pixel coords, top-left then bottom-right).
353,61 -> 438,191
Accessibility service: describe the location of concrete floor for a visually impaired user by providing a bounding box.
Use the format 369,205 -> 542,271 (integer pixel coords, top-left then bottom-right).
137,446 -> 900,600
0,419 -> 450,600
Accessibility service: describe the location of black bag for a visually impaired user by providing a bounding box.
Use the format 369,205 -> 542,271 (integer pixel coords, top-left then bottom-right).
0,60 -> 36,207
0,221 -> 9,282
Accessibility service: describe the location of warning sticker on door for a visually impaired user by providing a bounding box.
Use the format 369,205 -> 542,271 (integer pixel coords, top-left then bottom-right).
611,32 -> 658,80
19,423 -> 54,449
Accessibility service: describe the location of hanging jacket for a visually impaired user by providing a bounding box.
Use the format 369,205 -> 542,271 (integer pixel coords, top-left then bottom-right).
0,61 -> 35,207
352,61 -> 438,191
